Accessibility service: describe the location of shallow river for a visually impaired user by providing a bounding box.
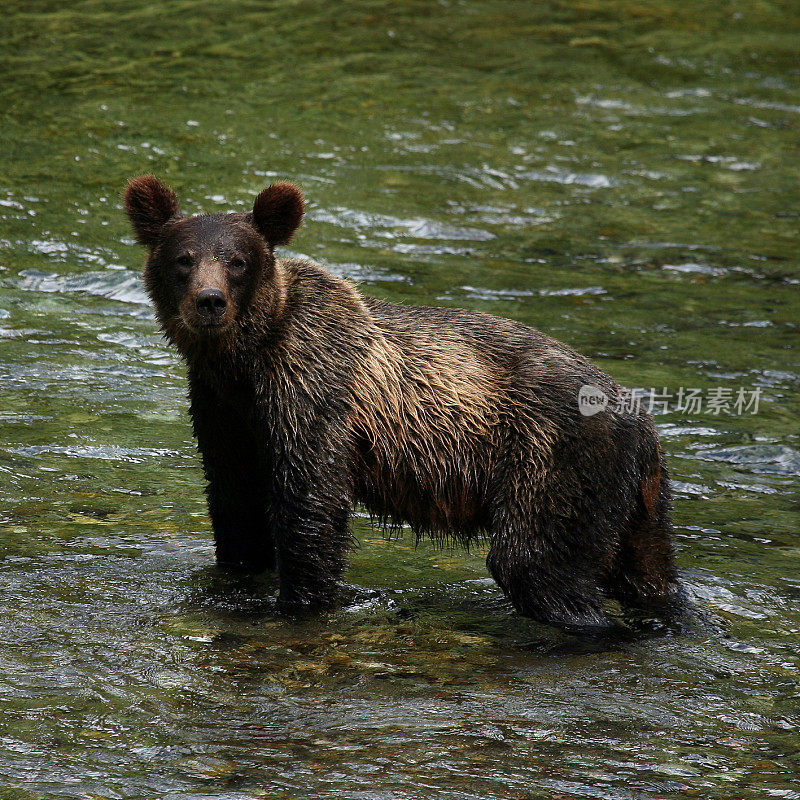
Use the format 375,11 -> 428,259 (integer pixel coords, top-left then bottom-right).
1,2 -> 799,798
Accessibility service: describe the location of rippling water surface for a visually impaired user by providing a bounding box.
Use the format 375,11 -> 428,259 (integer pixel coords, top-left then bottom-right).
1,2 -> 799,798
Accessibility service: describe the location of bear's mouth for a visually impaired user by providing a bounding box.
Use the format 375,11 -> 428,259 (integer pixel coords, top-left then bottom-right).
179,313 -> 231,337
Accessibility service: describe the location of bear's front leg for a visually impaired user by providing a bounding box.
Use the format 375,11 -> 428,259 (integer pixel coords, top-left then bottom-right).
267,439 -> 353,613
189,377 -> 276,572
272,497 -> 351,613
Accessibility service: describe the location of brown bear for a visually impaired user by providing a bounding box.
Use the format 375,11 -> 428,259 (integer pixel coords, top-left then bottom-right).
123,174 -> 680,631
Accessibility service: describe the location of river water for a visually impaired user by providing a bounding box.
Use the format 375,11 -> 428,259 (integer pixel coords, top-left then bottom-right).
1,2 -> 799,798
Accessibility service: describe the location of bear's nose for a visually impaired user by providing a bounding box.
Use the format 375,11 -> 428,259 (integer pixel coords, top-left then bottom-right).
196,288 -> 227,318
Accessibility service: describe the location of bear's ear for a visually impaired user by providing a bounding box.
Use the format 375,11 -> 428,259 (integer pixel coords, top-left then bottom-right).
251,183 -> 304,247
123,175 -> 180,247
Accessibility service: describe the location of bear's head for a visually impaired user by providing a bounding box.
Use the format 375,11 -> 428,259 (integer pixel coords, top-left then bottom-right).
123,175 -> 304,343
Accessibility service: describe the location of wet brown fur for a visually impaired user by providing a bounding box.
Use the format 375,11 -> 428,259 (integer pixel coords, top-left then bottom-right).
124,174 -> 681,631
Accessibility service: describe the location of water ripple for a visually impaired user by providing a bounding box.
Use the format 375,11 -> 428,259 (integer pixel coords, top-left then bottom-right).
18,269 -> 149,306
692,445 -> 800,477
7,444 -> 181,463
310,207 -> 495,241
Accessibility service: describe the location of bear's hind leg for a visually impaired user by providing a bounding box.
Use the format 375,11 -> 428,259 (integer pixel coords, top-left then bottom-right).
486,510 -> 611,632
604,465 -> 679,610
605,516 -> 679,610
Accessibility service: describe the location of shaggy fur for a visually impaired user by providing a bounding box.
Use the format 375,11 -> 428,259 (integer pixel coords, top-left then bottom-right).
124,175 -> 680,630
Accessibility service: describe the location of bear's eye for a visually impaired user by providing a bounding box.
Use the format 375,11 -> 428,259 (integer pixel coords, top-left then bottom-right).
229,257 -> 247,272
174,254 -> 193,280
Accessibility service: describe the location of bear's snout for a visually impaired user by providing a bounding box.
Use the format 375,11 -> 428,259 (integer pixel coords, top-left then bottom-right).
196,288 -> 227,320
